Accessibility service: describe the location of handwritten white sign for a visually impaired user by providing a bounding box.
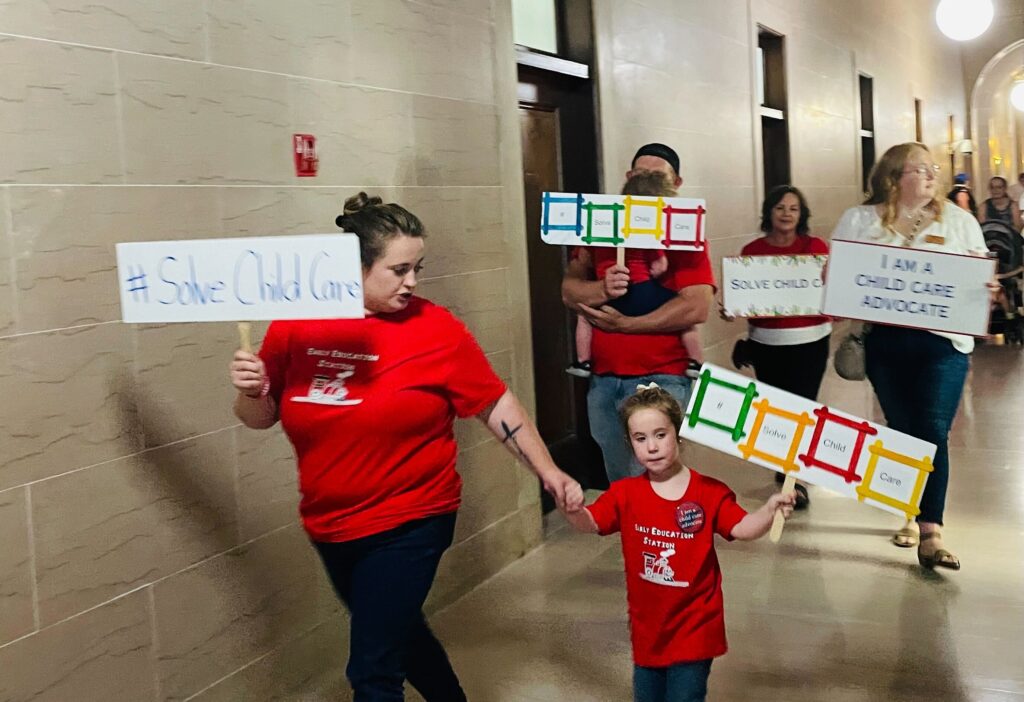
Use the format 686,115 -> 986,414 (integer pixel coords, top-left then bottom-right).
722,255 -> 827,318
540,192 -> 707,250
682,364 -> 937,520
822,240 -> 993,336
116,234 -> 364,323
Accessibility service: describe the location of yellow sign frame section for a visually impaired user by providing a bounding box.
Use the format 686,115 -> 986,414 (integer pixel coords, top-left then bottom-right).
621,195 -> 666,240
855,440 -> 934,519
738,398 -> 814,474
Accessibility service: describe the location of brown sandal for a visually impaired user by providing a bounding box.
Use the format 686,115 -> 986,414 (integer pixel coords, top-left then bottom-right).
918,532 -> 960,571
892,521 -> 919,548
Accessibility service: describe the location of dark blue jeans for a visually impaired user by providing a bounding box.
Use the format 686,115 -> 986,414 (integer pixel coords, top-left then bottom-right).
634,659 -> 712,702
864,326 -> 969,525
314,513 -> 466,702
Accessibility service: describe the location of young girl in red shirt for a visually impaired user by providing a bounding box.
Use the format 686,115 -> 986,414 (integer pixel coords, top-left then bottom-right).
560,385 -> 795,702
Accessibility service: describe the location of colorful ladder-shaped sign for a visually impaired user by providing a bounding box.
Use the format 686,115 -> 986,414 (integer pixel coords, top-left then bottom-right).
686,369 -> 758,442
798,406 -> 878,483
621,195 -> 666,240
738,398 -> 815,474
855,440 -> 933,519
662,202 -> 706,249
581,201 -> 625,246
541,192 -> 584,237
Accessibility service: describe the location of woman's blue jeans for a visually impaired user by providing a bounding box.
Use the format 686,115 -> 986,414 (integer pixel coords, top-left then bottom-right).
314,513 -> 465,702
864,326 -> 969,525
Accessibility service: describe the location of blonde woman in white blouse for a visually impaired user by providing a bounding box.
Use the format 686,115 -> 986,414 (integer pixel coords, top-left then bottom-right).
833,143 -> 995,572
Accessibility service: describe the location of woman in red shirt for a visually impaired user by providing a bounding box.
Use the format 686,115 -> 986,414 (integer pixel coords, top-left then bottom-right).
229,192 -> 583,701
734,185 -> 830,508
560,385 -> 794,701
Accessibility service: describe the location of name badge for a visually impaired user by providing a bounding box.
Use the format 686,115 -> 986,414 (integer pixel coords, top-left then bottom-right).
924,234 -> 945,245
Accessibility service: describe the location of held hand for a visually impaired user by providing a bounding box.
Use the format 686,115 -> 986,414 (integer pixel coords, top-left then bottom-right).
766,491 -> 796,520
578,304 -> 634,333
541,469 -> 583,512
603,264 -> 630,300
230,350 -> 267,398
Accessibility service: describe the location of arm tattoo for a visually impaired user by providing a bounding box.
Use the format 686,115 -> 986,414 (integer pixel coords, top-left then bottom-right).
500,420 -> 522,444
500,420 -> 536,471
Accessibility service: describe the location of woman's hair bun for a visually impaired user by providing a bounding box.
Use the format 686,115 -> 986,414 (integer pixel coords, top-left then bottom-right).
343,191 -> 383,216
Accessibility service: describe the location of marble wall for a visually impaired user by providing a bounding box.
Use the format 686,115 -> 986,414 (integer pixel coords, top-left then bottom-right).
593,0 -> 970,364
0,1 -> 535,700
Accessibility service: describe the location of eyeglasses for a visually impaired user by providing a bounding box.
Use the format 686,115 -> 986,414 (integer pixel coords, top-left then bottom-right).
902,164 -> 941,178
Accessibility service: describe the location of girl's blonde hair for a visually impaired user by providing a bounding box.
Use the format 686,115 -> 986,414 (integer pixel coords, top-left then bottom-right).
621,170 -> 677,197
620,386 -> 684,436
863,142 -> 944,232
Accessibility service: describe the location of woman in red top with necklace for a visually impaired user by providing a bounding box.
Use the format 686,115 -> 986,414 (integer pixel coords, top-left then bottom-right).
733,185 -> 830,508
229,192 -> 583,702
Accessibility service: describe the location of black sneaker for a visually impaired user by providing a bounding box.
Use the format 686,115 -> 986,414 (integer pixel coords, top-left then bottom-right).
566,361 -> 592,378
685,359 -> 702,380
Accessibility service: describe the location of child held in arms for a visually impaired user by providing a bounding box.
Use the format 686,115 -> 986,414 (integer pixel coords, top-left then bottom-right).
568,171 -> 703,380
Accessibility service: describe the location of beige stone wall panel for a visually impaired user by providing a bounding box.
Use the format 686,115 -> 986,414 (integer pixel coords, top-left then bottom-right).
32,430 -> 238,625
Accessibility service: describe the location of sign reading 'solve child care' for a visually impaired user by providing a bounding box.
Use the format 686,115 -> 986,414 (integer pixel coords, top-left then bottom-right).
116,234 -> 364,322
722,255 -> 827,318
823,240 -> 993,336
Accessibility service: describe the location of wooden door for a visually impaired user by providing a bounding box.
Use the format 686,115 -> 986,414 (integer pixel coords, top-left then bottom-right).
519,106 -> 575,446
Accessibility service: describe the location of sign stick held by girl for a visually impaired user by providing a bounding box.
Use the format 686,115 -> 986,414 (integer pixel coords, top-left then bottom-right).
559,384 -> 795,702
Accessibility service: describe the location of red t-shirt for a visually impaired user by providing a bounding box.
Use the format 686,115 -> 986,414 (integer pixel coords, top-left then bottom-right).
592,247 -> 665,283
259,297 -> 507,542
741,235 -> 830,329
576,247 -> 716,376
587,469 -> 748,667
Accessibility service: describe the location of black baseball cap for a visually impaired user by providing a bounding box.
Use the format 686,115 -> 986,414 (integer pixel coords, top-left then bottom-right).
631,143 -> 680,175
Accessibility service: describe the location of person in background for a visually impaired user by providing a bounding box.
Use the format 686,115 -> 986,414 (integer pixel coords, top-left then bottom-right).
978,175 -> 1022,230
946,173 -> 977,217
832,143 -> 998,571
568,171 -> 704,381
729,185 -> 830,510
1006,171 -> 1024,203
561,143 -> 714,483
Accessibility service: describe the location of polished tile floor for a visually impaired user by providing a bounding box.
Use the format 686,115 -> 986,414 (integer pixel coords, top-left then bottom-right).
413,345 -> 1024,701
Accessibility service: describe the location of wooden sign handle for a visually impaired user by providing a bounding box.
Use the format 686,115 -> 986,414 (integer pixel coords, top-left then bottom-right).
238,322 -> 253,354
770,473 -> 796,543
616,246 -> 626,268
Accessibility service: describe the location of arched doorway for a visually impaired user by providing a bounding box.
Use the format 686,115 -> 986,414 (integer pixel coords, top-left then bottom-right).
971,39 -> 1024,189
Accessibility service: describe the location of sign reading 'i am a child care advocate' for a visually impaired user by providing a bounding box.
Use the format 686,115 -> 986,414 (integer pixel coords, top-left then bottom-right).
822,240 -> 993,336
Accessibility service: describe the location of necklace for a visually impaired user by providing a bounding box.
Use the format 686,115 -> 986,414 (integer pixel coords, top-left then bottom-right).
897,206 -> 930,245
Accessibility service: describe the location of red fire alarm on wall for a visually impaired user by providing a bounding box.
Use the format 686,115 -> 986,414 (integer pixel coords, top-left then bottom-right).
293,134 -> 318,177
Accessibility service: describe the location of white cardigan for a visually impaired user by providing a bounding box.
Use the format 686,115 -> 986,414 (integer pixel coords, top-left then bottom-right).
832,203 -> 989,354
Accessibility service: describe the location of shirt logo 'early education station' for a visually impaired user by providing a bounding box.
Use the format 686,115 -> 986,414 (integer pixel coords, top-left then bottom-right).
291,347 -> 377,406
640,548 -> 689,588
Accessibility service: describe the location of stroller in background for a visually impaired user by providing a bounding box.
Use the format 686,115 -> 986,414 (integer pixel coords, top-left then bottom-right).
981,219 -> 1024,345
